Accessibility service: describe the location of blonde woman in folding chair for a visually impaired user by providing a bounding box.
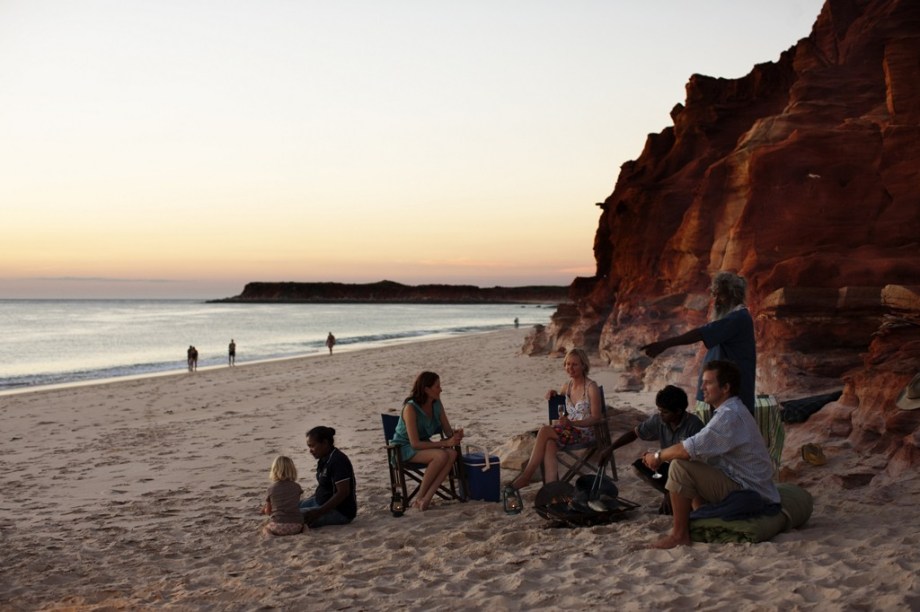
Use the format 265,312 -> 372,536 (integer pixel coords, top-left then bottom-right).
390,371 -> 464,511
504,349 -> 603,513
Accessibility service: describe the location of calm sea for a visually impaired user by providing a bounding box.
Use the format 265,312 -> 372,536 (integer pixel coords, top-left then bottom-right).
0,300 -> 553,392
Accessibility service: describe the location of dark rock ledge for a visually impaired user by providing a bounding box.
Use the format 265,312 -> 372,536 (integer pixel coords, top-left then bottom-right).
209,280 -> 571,304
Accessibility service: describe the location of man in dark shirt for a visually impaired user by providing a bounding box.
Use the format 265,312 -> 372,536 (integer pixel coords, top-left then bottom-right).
642,271 -> 756,415
610,385 -> 704,513
300,426 -> 357,527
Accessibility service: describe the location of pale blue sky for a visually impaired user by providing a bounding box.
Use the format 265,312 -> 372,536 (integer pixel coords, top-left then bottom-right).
0,1 -> 825,298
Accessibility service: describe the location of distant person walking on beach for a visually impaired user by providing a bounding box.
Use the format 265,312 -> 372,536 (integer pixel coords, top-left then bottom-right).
228,339 -> 236,366
642,271 -> 756,416
261,455 -> 304,536
514,317 -> 519,328
187,345 -> 195,372
191,346 -> 198,371
325,332 -> 336,355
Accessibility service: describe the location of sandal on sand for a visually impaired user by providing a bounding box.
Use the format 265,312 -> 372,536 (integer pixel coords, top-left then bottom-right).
502,484 -> 523,515
801,443 -> 827,466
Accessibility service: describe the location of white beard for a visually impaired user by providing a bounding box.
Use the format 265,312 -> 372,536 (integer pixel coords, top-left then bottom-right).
711,301 -> 731,321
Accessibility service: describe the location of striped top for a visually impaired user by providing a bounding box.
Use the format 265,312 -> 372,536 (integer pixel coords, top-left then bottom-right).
683,396 -> 780,503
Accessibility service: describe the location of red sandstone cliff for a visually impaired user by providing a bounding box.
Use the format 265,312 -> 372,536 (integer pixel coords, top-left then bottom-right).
530,0 -> 920,470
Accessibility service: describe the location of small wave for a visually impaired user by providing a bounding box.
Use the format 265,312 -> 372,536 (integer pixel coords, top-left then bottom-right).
0,322 -> 516,392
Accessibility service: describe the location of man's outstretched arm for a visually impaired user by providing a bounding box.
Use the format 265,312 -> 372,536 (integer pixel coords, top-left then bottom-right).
641,328 -> 704,358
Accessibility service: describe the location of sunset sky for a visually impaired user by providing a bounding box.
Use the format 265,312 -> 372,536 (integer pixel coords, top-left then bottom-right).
0,1 -> 825,299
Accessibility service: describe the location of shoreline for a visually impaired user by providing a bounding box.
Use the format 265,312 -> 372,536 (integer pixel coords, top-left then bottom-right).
0,328 -> 521,397
2,329 -> 918,609
0,329 -> 505,398
1,300 -> 551,396
208,298 -> 566,305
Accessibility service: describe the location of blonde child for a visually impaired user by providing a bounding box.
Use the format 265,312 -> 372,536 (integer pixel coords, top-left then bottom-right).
261,455 -> 304,536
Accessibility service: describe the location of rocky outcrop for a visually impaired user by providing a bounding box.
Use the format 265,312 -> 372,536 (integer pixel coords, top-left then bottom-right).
533,0 -> 920,470
213,280 -> 570,304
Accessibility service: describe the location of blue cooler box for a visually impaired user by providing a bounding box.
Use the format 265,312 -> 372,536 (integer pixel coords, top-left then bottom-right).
462,452 -> 501,502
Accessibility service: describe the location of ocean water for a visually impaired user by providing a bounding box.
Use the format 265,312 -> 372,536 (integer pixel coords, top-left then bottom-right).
0,300 -> 554,392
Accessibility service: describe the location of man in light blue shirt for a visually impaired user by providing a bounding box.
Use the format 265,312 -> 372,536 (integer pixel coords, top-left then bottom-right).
642,360 -> 779,549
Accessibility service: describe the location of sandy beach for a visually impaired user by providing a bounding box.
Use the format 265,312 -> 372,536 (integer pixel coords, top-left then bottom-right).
2,329 -> 919,610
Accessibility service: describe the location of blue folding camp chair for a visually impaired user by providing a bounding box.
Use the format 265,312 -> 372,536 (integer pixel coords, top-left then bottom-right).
382,413 -> 466,515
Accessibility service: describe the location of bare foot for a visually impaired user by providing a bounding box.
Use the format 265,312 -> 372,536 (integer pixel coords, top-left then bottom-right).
509,477 -> 526,490
648,533 -> 692,549
412,498 -> 431,511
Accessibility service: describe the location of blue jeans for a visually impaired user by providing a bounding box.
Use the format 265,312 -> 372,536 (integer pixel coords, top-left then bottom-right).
299,496 -> 351,528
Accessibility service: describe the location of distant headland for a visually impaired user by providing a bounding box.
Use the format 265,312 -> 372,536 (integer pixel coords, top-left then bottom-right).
209,280 -> 571,304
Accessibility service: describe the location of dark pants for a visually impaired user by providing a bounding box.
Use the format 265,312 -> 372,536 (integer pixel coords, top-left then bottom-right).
299,496 -> 352,528
631,458 -> 672,514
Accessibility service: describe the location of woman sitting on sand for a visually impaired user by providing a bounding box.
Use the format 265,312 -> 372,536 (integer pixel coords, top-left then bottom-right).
299,426 -> 357,527
389,371 -> 464,510
503,348 -> 603,512
261,455 -> 304,536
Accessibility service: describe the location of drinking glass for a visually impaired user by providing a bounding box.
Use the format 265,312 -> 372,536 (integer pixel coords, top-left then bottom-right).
648,448 -> 663,479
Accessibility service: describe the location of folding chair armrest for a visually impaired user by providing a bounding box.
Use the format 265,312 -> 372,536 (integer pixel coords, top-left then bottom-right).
386,443 -> 405,468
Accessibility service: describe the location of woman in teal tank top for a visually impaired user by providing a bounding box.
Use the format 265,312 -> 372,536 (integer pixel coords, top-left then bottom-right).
390,371 -> 464,511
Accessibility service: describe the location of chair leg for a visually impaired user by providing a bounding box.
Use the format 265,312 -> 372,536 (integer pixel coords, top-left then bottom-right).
558,452 -> 587,483
393,456 -> 416,504
389,457 -> 409,508
452,452 -> 469,501
393,453 -> 467,504
434,471 -> 458,501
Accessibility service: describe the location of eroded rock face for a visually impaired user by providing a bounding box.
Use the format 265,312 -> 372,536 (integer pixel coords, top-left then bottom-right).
534,0 -> 920,470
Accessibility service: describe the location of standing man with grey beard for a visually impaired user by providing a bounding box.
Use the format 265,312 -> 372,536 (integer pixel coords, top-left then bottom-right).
641,272 -> 756,415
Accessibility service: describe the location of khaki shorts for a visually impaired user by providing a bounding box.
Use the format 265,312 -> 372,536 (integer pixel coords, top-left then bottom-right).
665,459 -> 741,504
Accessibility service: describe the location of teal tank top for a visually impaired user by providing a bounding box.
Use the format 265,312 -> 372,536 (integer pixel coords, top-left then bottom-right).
390,399 -> 444,461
